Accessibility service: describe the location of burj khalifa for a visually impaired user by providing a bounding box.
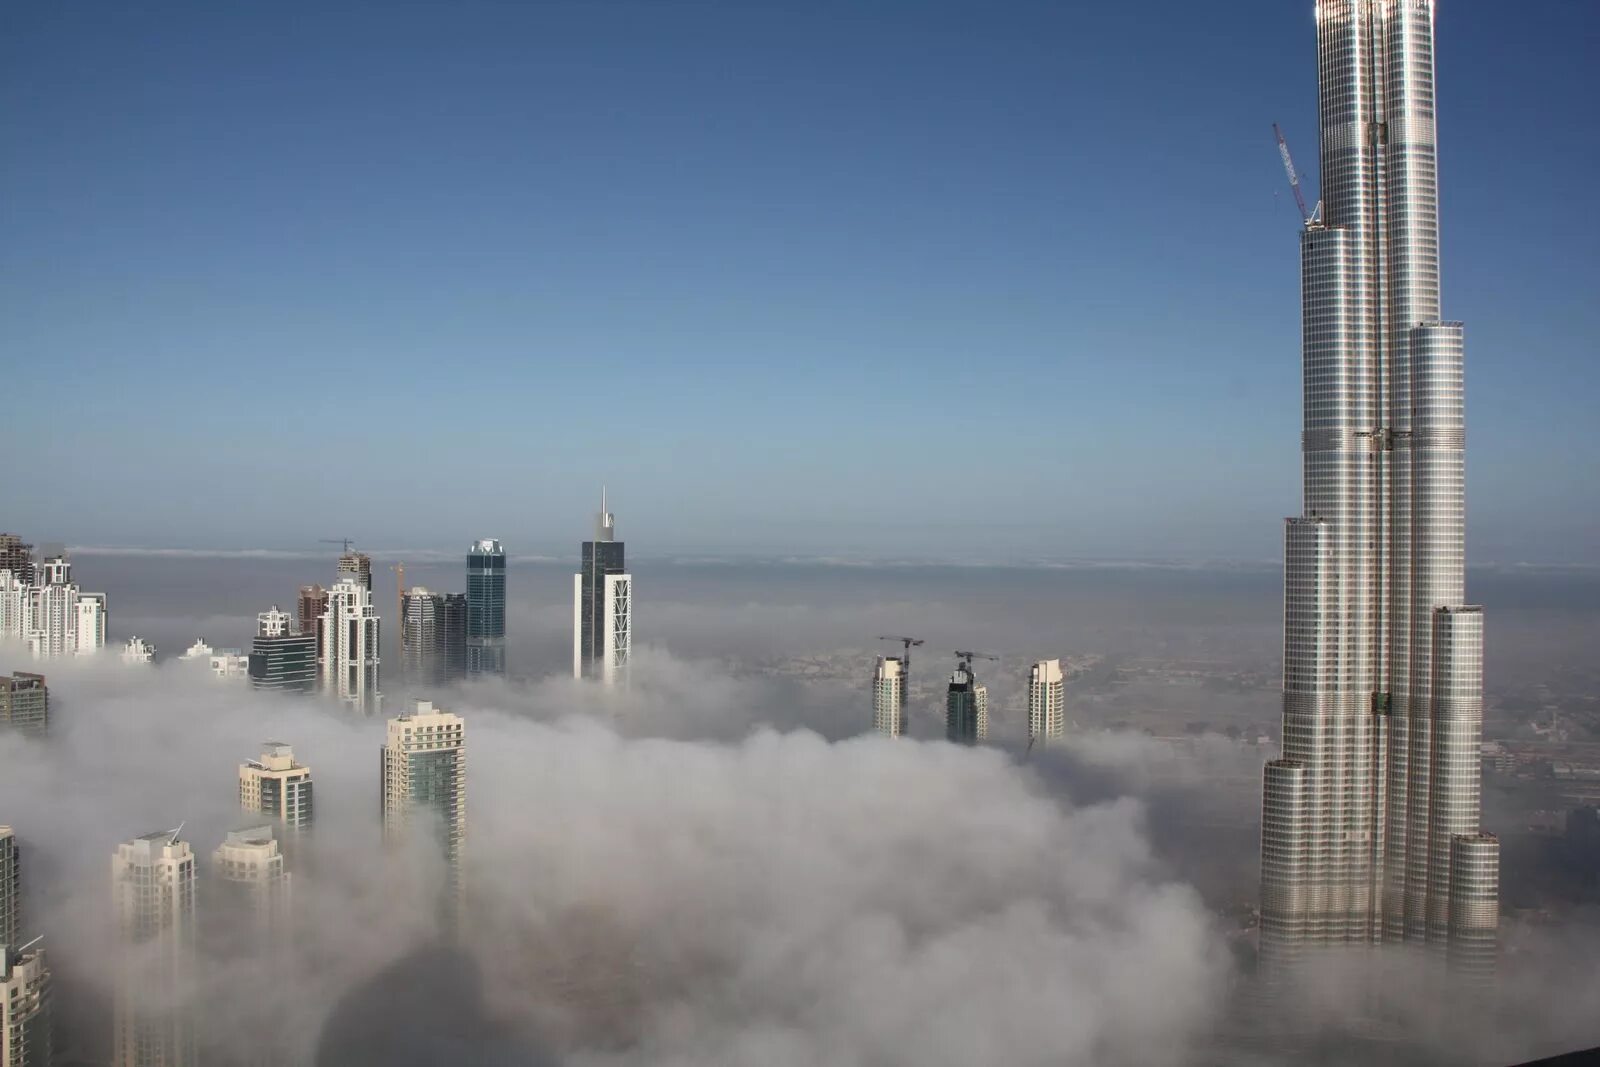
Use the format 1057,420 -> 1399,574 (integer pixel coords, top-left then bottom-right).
1259,0 -> 1497,976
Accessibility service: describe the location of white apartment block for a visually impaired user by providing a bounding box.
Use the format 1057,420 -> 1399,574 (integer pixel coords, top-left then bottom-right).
212,827 -> 290,938
872,656 -> 906,737
0,941 -> 50,1067
383,701 -> 465,920
1027,658 -> 1065,745
239,744 -> 314,829
320,577 -> 381,714
0,571 -> 26,640
112,830 -> 197,1067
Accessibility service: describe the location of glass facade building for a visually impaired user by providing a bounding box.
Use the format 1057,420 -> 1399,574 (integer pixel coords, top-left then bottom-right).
248,635 -> 317,692
465,540 -> 506,677
572,495 -> 631,684
944,667 -> 987,745
1259,0 -> 1497,980
0,673 -> 48,738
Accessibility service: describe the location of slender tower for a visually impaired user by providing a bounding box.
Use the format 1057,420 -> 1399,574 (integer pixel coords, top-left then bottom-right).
383,701 -> 466,929
573,490 -> 632,684
945,661 -> 987,745
1260,0 -> 1497,976
320,577 -> 382,714
871,656 -> 906,737
465,540 -> 506,677
0,827 -> 17,949
112,829 -> 198,1067
1027,658 -> 1065,745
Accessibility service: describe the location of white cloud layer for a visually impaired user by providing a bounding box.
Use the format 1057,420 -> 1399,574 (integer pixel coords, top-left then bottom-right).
0,649 -> 1229,1065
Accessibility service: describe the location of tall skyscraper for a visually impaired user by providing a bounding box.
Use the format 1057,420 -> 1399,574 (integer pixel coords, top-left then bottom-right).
0,674 -> 48,738
296,584 -> 328,653
382,701 -> 466,922
247,607 -> 318,692
573,493 -> 631,684
240,743 -> 314,829
945,663 -> 988,745
403,588 -> 468,686
0,534 -> 33,586
0,827 -> 17,949
320,577 -> 381,714
871,656 -> 906,737
1259,0 -> 1497,976
121,636 -> 156,665
112,829 -> 198,1067
465,539 -> 506,678
1027,658 -> 1065,745
0,941 -> 51,1067
337,551 -> 373,592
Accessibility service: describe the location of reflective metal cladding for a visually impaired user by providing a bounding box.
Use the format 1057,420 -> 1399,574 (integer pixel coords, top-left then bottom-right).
1259,0 -> 1497,977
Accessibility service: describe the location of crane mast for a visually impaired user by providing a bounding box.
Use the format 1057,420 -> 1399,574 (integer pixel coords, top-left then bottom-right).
1272,122 -> 1319,226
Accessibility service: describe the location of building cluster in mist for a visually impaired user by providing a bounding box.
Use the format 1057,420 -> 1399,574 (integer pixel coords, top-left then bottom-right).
870,646 -> 1065,748
0,535 -> 105,660
1,699 -> 466,1066
1,491 -> 636,722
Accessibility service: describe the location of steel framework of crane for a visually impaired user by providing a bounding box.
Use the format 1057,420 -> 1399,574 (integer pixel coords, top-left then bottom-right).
1272,122 -> 1321,226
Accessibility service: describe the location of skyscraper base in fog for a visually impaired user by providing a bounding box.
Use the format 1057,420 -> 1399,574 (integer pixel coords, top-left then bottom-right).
1258,0 -> 1497,982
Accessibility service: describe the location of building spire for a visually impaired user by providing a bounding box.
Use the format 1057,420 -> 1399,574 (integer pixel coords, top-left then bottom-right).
596,485 -> 616,542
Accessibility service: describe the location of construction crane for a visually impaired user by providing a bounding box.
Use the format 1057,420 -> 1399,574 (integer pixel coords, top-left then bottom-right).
877,635 -> 924,665
952,650 -> 998,673
1272,123 -> 1320,226
878,635 -> 924,686
319,538 -> 356,554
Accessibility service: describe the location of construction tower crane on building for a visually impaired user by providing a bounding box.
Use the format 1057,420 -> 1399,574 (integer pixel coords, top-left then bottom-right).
1273,123 -> 1321,226
319,538 -> 357,554
952,650 -> 998,673
877,635 -> 924,675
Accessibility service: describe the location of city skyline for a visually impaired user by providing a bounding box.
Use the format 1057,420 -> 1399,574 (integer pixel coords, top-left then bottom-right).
1,3 -> 1595,563
0,0 -> 1597,1062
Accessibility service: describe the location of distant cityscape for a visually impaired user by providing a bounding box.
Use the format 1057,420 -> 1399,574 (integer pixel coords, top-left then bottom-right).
4,0 -> 1599,1063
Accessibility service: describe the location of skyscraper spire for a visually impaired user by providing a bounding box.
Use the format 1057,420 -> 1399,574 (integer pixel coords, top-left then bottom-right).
596,485 -> 615,542
1259,0 -> 1497,981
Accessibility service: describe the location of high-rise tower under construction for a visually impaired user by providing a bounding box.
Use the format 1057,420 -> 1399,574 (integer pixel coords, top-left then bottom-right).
1259,0 -> 1497,977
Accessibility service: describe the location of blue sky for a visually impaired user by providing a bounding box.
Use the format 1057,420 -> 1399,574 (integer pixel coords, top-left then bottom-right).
2,1 -> 1595,562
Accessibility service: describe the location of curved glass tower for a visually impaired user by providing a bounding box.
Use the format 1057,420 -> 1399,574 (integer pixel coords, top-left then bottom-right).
1259,0 -> 1497,977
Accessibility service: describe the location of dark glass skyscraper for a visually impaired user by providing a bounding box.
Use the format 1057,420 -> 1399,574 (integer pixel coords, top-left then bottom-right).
465,540 -> 506,677
944,663 -> 987,745
1259,0 -> 1497,979
572,491 -> 632,683
247,607 -> 317,693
